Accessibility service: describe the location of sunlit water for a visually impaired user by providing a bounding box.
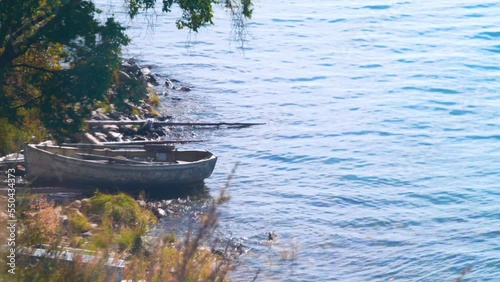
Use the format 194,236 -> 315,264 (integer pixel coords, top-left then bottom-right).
96,1 -> 499,280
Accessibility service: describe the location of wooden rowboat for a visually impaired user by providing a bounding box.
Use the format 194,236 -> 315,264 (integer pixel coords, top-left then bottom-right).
23,143 -> 217,188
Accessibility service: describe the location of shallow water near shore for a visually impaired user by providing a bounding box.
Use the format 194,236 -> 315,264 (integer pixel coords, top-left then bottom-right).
95,1 -> 500,281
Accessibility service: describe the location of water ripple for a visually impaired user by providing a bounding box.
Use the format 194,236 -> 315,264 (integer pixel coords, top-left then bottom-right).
105,0 -> 500,280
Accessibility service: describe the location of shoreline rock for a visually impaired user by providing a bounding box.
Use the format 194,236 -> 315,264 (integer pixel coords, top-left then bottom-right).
87,58 -> 185,143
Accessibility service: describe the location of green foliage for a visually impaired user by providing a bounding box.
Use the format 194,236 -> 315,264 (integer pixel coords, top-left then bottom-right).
112,71 -> 148,112
0,0 -> 253,145
116,228 -> 143,251
68,211 -> 92,233
89,192 -> 156,232
0,109 -> 47,155
0,0 -> 132,142
0,119 -> 30,156
128,0 -> 253,32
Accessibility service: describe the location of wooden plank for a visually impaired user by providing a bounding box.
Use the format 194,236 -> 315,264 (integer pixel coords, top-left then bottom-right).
76,153 -> 150,164
61,143 -> 143,149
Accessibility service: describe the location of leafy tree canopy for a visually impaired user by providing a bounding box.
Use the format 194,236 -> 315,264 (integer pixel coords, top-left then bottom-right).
0,0 -> 253,143
127,0 -> 253,31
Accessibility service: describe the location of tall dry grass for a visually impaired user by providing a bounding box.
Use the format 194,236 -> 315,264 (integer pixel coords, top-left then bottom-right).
0,165 -> 240,282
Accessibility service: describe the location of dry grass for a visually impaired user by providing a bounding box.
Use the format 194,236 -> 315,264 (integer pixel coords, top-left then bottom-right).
123,164 -> 240,281
0,165 -> 240,282
18,195 -> 61,246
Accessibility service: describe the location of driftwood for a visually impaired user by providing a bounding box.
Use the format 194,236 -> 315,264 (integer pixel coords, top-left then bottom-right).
85,120 -> 265,127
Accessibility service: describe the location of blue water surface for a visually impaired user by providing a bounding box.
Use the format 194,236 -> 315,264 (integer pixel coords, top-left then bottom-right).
97,1 -> 499,280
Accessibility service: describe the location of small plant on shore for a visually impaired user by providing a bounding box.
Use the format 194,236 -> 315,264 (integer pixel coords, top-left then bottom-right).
86,192 -> 156,251
145,88 -> 161,107
67,211 -> 92,234
163,232 -> 178,244
89,192 -> 156,232
18,195 -> 61,246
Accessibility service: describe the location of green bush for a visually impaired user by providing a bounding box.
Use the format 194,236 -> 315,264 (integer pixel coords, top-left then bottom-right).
89,192 -> 156,232
68,211 -> 92,233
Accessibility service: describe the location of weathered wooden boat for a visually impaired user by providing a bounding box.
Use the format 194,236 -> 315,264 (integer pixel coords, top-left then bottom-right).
23,143 -> 217,188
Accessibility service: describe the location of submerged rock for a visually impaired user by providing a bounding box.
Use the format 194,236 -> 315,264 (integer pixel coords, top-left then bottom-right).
267,231 -> 278,241
139,67 -> 151,76
175,86 -> 192,92
165,79 -> 174,89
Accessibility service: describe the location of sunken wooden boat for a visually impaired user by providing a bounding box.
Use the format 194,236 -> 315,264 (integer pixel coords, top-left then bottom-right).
23,143 -> 217,188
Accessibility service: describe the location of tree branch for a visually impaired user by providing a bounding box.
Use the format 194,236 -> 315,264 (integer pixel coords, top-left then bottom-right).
0,0 -> 72,71
11,6 -> 55,41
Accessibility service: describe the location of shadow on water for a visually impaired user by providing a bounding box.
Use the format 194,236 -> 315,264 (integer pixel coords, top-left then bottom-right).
114,182 -> 211,200
10,180 -> 211,204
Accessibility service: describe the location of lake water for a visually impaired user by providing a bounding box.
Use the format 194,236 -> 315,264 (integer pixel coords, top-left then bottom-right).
97,1 -> 499,281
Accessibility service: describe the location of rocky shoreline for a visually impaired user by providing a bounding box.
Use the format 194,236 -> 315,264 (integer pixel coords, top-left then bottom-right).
0,57 -> 196,183
0,58 -> 273,276
86,58 -> 193,144
0,56 -> 216,247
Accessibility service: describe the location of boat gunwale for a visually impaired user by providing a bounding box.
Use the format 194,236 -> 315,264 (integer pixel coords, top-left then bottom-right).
28,144 -> 217,170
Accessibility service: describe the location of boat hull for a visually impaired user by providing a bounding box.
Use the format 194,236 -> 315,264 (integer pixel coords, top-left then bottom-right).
24,144 -> 217,189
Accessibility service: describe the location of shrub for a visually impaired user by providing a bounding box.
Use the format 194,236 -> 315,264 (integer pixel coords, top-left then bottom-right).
67,211 -> 92,233
116,228 -> 143,252
18,195 -> 61,246
89,192 -> 156,232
